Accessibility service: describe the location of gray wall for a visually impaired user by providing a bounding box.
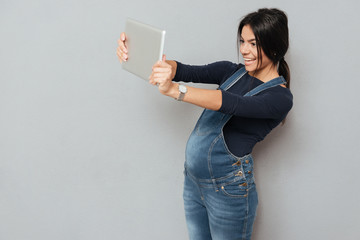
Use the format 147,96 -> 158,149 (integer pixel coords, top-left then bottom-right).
1,0 -> 360,239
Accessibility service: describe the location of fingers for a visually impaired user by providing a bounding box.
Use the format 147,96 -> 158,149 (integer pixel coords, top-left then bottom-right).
149,59 -> 172,84
120,32 -> 126,41
116,47 -> 127,63
117,32 -> 128,63
152,66 -> 171,73
148,73 -> 157,85
116,47 -> 126,63
149,73 -> 166,86
117,39 -> 127,53
149,69 -> 172,86
152,59 -> 171,69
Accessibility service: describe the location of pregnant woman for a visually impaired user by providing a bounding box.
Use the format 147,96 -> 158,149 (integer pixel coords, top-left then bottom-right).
117,8 -> 293,240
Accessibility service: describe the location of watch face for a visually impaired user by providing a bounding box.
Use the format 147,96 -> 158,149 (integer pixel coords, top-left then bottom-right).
179,85 -> 187,93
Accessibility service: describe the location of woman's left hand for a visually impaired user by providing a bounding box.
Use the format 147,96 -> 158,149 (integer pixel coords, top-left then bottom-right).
149,55 -> 177,96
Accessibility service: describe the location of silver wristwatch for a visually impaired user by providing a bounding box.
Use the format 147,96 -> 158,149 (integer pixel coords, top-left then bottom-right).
176,84 -> 187,101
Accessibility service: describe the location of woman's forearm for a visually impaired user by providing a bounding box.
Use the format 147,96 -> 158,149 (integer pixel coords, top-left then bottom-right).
165,83 -> 222,111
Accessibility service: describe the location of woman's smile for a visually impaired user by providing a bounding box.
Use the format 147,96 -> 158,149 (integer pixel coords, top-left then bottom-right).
243,57 -> 256,66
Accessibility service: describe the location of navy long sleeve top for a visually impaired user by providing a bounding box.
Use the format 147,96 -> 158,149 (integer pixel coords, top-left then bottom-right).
173,61 -> 293,157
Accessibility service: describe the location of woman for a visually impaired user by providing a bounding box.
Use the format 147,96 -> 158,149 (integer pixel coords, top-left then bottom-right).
117,8 -> 293,240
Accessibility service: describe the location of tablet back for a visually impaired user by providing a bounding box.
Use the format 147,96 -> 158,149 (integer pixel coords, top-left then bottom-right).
122,18 -> 166,80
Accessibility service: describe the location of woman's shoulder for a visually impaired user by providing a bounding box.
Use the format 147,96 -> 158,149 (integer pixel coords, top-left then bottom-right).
265,84 -> 293,100
264,85 -> 293,113
277,85 -> 293,98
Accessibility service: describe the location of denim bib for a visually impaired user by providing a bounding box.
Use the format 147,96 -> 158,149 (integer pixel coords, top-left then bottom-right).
185,67 -> 286,181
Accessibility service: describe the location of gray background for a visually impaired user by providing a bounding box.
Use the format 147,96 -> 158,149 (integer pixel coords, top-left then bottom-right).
1,0 -> 360,239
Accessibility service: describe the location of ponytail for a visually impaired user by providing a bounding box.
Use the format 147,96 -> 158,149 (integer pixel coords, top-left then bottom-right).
278,57 -> 290,89
278,57 -> 290,125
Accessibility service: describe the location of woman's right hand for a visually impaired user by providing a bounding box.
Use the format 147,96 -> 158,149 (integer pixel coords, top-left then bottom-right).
116,32 -> 128,63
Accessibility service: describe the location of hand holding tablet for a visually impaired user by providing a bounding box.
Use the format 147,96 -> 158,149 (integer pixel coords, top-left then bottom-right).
117,18 -> 166,80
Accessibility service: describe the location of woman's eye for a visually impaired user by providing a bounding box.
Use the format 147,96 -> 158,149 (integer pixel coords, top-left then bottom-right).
251,42 -> 256,46
240,39 -> 244,44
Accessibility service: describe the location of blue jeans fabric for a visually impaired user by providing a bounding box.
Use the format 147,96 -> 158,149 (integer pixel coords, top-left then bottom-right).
183,155 -> 258,240
183,67 -> 285,240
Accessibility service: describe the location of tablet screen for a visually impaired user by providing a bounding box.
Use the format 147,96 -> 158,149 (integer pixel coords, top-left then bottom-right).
122,18 -> 166,80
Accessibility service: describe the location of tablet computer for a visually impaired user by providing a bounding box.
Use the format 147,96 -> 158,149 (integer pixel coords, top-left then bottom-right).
122,18 -> 166,80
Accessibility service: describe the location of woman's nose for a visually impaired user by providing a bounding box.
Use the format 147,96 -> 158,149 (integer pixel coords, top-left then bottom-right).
240,44 -> 249,55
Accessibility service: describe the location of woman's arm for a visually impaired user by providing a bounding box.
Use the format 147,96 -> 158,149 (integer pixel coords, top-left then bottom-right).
150,56 -> 222,111
118,32 -> 222,110
151,56 -> 292,117
161,83 -> 222,111
219,89 -> 293,119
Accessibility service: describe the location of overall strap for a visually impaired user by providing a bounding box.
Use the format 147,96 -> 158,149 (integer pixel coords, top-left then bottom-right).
244,76 -> 286,97
219,67 -> 247,91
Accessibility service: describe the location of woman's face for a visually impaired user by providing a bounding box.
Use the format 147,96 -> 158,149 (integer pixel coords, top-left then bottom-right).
240,25 -> 274,77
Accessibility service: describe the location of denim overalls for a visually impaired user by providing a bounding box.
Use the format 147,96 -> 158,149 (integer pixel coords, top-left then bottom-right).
183,67 -> 286,240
